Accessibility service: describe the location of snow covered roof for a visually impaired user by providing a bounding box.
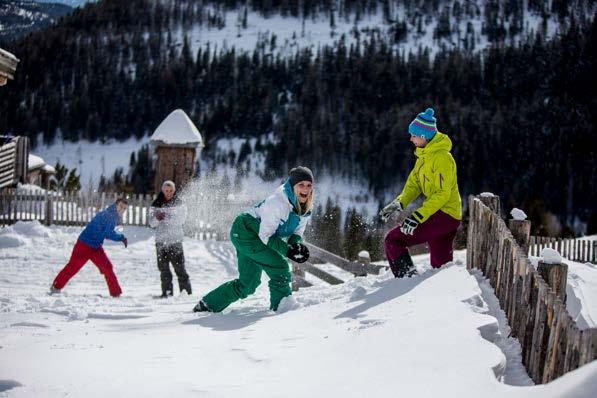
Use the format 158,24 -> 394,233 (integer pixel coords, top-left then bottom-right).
150,109 -> 204,147
28,154 -> 45,171
43,164 -> 56,173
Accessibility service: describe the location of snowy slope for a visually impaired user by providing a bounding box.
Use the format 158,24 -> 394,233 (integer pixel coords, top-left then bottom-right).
1,221 -> 596,397
32,133 -> 151,187
33,133 -> 382,219
0,0 -> 73,42
171,1 -> 593,59
35,0 -> 95,7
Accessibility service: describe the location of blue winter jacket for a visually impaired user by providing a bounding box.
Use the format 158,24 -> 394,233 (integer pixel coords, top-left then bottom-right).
79,203 -> 125,249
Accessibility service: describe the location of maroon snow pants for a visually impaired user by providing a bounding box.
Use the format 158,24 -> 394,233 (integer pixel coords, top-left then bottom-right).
52,239 -> 122,297
385,210 -> 461,269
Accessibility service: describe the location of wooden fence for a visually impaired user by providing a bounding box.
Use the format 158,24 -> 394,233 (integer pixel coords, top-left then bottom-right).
467,194 -> 596,384
1,190 -> 153,227
0,189 -> 219,239
530,236 -> 596,264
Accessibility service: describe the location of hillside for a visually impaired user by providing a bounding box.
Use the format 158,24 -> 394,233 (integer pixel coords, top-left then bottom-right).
0,1 -> 73,42
1,0 -> 596,234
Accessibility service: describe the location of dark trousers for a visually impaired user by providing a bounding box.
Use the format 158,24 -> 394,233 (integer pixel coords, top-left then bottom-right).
384,211 -> 461,268
156,242 -> 191,295
53,240 -> 122,297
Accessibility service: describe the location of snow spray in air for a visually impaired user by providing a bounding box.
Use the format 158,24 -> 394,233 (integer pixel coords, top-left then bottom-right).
177,171 -> 277,239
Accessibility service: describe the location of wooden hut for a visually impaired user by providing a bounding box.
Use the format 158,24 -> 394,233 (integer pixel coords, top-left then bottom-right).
0,47 -> 19,86
27,154 -> 56,188
0,136 -> 29,190
150,109 -> 204,192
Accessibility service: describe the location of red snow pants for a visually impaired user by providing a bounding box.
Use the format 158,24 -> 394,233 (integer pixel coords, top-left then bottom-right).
52,239 -> 122,297
384,210 -> 461,268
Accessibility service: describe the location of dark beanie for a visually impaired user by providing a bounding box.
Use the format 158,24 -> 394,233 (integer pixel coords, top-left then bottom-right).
289,166 -> 313,186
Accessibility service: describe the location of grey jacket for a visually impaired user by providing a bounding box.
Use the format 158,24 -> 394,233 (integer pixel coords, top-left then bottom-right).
149,205 -> 187,244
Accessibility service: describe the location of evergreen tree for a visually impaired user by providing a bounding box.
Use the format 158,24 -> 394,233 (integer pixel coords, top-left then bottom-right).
343,208 -> 367,260
319,198 -> 344,256
49,162 -> 81,192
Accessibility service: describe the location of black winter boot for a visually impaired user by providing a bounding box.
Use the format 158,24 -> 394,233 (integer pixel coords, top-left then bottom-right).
160,283 -> 174,298
193,300 -> 211,313
179,280 -> 192,295
389,253 -> 417,278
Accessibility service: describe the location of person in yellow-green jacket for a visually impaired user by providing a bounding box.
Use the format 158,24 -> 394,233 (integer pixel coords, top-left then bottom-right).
379,108 -> 462,278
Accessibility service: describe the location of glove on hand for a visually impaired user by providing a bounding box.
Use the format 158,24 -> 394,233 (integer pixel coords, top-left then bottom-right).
400,216 -> 419,235
155,211 -> 166,221
287,243 -> 310,263
379,200 -> 403,222
123,237 -> 128,248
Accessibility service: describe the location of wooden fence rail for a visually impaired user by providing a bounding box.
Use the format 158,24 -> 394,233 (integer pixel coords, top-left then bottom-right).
530,236 -> 596,264
467,194 -> 596,384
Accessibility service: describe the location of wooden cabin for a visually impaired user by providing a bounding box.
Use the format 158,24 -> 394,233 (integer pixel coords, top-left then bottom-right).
0,136 -> 29,190
27,154 -> 56,188
0,47 -> 19,86
150,109 -> 204,192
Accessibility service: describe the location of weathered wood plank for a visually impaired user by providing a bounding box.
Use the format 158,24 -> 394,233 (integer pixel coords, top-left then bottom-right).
291,275 -> 312,291
292,261 -> 345,285
304,242 -> 369,276
543,297 -> 564,383
578,329 -> 597,368
537,261 -> 568,303
562,322 -> 581,376
509,219 -> 531,256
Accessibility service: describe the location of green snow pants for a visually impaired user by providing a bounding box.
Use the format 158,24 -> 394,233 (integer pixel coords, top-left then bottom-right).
202,213 -> 298,312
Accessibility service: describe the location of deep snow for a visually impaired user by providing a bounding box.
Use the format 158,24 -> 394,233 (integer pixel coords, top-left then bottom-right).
0,221 -> 596,397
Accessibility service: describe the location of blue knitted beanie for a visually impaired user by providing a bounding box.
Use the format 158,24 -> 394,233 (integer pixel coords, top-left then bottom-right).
409,108 -> 437,140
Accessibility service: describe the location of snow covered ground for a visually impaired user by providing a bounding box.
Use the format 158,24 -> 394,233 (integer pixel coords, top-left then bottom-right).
1,221 -> 596,397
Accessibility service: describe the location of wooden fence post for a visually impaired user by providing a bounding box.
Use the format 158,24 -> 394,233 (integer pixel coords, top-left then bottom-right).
478,193 -> 501,215
509,219 -> 531,255
358,251 -> 371,267
538,260 -> 568,303
466,195 -> 476,270
578,329 -> 597,368
290,263 -> 313,291
45,192 -> 53,226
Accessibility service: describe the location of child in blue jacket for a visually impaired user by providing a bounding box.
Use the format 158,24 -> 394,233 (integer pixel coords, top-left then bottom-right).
51,198 -> 129,296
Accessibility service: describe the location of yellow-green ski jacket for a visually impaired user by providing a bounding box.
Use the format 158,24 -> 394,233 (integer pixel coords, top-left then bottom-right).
397,132 -> 462,223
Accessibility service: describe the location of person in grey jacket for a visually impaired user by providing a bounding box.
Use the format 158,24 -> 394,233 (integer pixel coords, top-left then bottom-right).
149,181 -> 191,297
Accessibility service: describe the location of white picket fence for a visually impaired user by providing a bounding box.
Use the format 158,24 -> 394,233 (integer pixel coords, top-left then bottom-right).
0,189 -> 222,240
530,236 -> 596,264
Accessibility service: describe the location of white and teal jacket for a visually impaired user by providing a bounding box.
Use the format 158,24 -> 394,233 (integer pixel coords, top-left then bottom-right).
247,179 -> 311,246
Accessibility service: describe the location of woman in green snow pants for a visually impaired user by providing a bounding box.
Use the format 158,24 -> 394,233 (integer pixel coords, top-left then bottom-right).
194,166 -> 314,313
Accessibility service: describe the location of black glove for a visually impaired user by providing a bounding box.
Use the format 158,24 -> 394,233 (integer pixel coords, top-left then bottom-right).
287,243 -> 310,263
155,211 -> 165,221
123,237 -> 128,248
400,216 -> 419,235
